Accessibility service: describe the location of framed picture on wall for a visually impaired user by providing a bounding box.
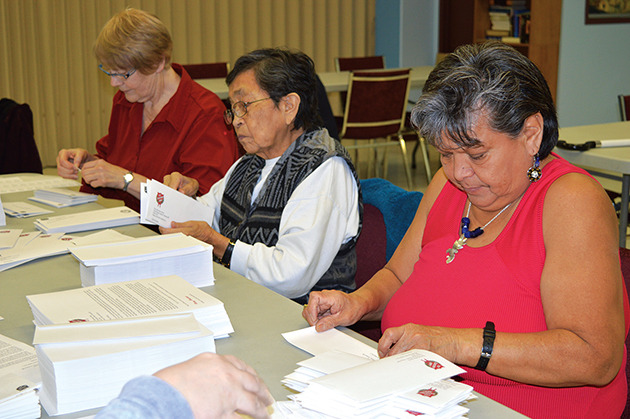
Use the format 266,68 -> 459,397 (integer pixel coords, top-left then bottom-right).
585,0 -> 630,24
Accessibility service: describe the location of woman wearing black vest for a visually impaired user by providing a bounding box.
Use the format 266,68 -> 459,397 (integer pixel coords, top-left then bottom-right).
162,48 -> 363,304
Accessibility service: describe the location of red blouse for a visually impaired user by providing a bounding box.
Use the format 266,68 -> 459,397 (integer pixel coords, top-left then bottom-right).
81,63 -> 239,211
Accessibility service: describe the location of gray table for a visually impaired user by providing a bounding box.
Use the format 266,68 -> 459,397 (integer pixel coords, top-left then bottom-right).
556,121 -> 630,247
0,186 -> 525,418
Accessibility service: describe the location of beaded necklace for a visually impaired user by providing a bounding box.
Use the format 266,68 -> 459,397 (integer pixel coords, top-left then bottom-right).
445,201 -> 512,264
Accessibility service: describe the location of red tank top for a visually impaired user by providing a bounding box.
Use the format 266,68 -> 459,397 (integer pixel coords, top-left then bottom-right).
382,154 -> 627,418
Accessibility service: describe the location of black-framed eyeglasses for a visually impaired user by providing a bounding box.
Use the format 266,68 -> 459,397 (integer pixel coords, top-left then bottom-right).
98,64 -> 137,80
223,97 -> 272,125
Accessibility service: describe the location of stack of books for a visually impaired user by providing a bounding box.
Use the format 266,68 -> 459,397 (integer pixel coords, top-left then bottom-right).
29,188 -> 97,208
34,206 -> 140,233
282,350 -> 474,418
68,233 -> 214,288
33,313 -> 215,416
26,275 -> 234,339
486,4 -> 530,44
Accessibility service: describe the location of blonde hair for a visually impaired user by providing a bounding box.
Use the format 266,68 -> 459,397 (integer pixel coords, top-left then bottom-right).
94,8 -> 172,75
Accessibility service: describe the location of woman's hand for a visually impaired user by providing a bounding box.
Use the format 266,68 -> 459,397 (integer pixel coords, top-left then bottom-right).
377,323 -> 470,363
302,290 -> 367,332
160,220 -> 215,243
154,353 -> 273,419
56,148 -> 93,179
80,159 -> 128,189
163,172 -> 199,197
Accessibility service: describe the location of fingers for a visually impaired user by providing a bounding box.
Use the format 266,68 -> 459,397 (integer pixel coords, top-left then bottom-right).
163,172 -> 181,190
378,326 -> 403,358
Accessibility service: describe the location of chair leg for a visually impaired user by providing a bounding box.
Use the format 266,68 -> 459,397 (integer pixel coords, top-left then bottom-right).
419,136 -> 432,182
397,134 -> 413,190
411,141 -> 420,169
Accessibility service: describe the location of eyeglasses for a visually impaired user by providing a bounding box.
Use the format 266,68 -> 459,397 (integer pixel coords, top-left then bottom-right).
223,97 -> 271,125
98,64 -> 137,80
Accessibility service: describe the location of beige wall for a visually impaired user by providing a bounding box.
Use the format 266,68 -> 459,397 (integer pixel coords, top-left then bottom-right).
0,0 -> 375,166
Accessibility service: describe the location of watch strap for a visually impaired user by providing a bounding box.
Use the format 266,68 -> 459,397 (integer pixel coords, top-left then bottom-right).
221,240 -> 235,269
474,321 -> 496,371
122,171 -> 134,192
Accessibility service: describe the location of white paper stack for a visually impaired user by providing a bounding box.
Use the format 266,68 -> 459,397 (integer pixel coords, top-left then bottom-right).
68,233 -> 214,287
33,313 -> 215,416
0,334 -> 42,419
26,275 -> 234,339
0,374 -> 40,419
29,188 -> 97,208
0,230 -> 133,273
286,350 -> 472,418
3,201 -> 53,218
34,206 -> 140,233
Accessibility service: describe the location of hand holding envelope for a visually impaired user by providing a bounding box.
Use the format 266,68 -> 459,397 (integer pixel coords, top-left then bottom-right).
141,179 -> 211,228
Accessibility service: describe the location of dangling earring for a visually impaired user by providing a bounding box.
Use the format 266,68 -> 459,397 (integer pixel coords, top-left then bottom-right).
527,154 -> 542,182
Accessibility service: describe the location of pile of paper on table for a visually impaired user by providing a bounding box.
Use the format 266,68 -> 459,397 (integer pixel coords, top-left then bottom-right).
278,327 -> 474,418
0,334 -> 42,419
33,313 -> 215,416
29,188 -> 97,208
282,349 -> 473,418
2,201 -> 53,218
26,275 -> 234,338
0,374 -> 40,419
69,233 -> 214,287
0,229 -> 134,273
34,206 -> 139,233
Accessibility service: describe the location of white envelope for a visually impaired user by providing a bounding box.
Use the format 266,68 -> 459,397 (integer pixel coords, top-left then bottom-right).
142,179 -> 211,228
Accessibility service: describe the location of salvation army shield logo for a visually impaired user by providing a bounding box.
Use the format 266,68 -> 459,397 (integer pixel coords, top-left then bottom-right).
424,359 -> 444,370
417,388 -> 438,398
156,192 -> 164,206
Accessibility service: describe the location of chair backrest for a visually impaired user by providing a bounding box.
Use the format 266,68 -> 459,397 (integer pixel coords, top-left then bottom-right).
340,68 -> 411,140
619,95 -> 630,122
182,62 -> 230,79
0,98 -> 43,174
335,56 -> 385,72
355,203 -> 387,289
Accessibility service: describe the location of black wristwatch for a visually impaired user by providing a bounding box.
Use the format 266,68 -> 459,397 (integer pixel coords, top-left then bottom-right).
221,240 -> 236,268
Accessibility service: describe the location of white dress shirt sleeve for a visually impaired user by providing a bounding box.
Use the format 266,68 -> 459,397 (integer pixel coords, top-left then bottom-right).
230,156 -> 360,299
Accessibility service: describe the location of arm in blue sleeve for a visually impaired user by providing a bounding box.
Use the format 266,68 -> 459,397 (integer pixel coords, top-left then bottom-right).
96,376 -> 194,419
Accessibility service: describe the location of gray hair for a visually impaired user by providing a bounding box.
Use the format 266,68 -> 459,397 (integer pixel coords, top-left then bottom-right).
411,41 -> 558,158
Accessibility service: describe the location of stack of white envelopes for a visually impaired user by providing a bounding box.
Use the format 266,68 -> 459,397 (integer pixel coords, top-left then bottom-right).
34,206 -> 139,233
68,233 -> 214,287
33,313 -> 215,416
26,275 -> 234,339
30,188 -> 97,208
282,349 -> 474,418
0,374 -> 40,419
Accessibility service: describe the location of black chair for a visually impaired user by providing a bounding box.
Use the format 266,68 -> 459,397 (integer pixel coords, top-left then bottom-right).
0,98 -> 42,174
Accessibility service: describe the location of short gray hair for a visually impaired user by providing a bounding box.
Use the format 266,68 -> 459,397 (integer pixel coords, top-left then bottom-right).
411,41 -> 558,158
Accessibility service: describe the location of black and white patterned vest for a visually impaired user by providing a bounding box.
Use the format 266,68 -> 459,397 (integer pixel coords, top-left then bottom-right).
219,128 -> 363,303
